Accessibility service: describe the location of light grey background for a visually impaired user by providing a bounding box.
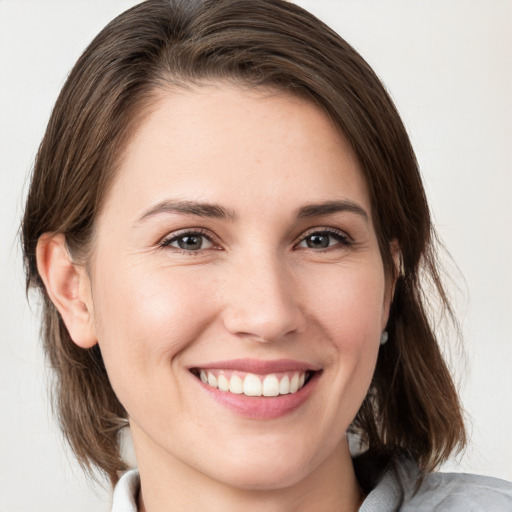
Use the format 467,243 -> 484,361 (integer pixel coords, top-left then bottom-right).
1,1 -> 511,511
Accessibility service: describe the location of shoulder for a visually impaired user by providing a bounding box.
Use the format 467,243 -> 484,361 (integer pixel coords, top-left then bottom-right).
405,469 -> 512,511
396,458 -> 512,511
359,455 -> 512,512
111,469 -> 140,512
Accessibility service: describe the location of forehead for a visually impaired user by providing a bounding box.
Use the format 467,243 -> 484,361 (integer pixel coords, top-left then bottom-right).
104,83 -> 370,221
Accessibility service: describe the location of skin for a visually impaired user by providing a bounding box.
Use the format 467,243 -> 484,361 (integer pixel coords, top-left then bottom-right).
38,84 -> 398,512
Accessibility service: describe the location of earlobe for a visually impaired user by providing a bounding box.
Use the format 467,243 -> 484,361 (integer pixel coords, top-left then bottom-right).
36,233 -> 97,349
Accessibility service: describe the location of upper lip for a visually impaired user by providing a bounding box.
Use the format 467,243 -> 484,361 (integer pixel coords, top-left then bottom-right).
189,358 -> 321,374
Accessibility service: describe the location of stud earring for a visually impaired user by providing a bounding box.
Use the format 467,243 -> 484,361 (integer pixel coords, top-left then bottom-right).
380,331 -> 389,345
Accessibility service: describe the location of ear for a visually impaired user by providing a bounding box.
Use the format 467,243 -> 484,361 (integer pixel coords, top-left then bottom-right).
390,239 -> 402,287
36,233 -> 97,349
381,239 -> 402,329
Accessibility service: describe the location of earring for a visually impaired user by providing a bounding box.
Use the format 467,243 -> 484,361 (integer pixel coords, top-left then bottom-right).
380,331 -> 389,345
399,253 -> 405,278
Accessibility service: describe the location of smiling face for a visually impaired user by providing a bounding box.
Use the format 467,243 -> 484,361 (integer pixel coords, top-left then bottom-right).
82,84 -> 393,494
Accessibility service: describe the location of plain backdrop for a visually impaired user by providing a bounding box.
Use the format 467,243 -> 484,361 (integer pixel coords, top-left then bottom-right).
1,1 -> 511,511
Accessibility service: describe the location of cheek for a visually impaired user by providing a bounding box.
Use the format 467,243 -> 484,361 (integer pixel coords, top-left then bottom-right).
304,262 -> 385,405
304,262 -> 387,348
91,259 -> 219,381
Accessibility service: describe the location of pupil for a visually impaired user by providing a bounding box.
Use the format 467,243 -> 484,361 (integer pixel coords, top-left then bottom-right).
179,235 -> 202,250
308,234 -> 329,248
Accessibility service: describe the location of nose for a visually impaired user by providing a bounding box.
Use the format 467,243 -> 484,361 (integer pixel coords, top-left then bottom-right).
221,252 -> 305,343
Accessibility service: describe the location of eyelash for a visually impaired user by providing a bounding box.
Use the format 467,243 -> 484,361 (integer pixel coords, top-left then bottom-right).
159,228 -> 217,253
158,227 -> 352,254
294,227 -> 352,251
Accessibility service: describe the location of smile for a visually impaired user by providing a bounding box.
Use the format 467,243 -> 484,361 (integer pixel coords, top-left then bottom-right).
190,360 -> 321,418
194,369 -> 311,397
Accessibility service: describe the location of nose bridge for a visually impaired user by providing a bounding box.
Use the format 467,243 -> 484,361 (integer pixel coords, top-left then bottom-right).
222,247 -> 303,342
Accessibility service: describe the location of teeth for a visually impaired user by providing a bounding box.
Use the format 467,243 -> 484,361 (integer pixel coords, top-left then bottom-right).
217,374 -> 229,392
197,370 -> 309,397
290,373 -> 300,393
243,374 -> 262,396
207,372 -> 217,388
262,375 -> 280,397
229,375 -> 243,394
279,375 -> 290,395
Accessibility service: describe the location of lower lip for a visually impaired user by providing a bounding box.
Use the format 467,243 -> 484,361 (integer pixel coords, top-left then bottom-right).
195,372 -> 320,419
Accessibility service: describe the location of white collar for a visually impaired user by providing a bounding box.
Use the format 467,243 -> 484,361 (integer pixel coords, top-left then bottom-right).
111,469 -> 140,512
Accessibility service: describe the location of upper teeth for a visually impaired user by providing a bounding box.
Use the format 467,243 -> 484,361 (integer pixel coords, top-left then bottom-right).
198,370 -> 308,397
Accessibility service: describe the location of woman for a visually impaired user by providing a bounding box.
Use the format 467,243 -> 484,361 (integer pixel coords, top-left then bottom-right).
21,0 -> 512,510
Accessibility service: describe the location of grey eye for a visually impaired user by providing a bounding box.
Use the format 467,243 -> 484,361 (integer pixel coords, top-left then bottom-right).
177,235 -> 203,250
298,231 -> 348,250
305,233 -> 331,249
164,233 -> 213,251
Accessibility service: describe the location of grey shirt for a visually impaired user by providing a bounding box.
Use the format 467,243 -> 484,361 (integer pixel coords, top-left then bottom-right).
359,457 -> 512,511
111,458 -> 512,511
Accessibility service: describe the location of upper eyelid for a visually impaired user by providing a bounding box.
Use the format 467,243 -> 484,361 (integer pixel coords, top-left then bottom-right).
159,228 -> 219,247
295,226 -> 351,242
291,229 -> 353,253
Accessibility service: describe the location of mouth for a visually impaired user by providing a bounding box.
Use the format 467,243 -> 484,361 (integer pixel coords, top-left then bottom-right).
190,368 -> 315,397
189,359 -> 321,418
190,362 -> 320,418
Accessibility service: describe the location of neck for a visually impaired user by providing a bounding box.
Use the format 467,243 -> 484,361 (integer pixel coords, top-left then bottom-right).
133,428 -> 362,512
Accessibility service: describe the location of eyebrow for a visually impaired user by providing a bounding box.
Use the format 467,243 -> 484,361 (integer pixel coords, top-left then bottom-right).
296,200 -> 369,223
136,199 -> 368,224
136,199 -> 239,223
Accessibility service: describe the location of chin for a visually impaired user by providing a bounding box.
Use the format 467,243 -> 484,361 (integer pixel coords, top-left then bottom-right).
200,437 -> 325,491
214,461 -> 310,491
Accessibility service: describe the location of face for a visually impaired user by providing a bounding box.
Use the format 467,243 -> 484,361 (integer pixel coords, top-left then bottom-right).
84,84 -> 392,490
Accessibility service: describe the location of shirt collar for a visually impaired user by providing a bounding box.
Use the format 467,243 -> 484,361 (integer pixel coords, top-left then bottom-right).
111,469 -> 139,512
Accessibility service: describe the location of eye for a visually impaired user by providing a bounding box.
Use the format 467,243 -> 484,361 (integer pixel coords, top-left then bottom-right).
296,229 -> 351,250
160,231 -> 214,251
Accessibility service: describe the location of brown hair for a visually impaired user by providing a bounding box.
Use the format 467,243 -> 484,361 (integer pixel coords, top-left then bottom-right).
22,0 -> 465,485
